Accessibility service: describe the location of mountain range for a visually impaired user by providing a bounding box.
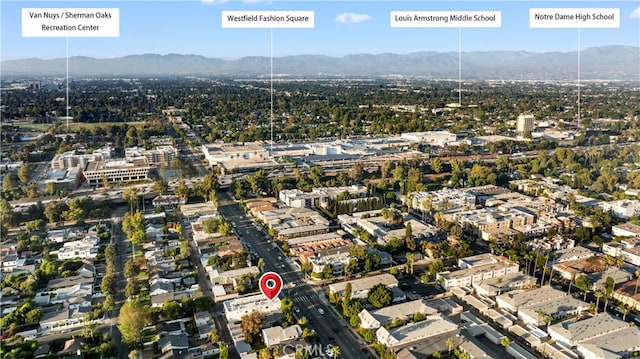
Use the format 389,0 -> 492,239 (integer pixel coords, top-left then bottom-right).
2,45 -> 639,80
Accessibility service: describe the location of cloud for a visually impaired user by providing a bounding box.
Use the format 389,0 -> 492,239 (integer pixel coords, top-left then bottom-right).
335,12 -> 372,24
631,6 -> 640,19
201,0 -> 228,5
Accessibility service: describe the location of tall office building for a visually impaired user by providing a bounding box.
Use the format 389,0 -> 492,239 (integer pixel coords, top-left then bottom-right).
516,114 -> 535,135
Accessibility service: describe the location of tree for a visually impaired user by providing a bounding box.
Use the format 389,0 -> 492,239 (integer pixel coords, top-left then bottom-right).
603,276 -> 615,312
620,305 -> 631,321
162,300 -> 182,320
430,157 -> 444,174
405,223 -> 416,251
406,252 -> 416,275
281,298 -> 294,326
367,283 -> 393,308
123,187 -> 139,212
44,200 -> 66,223
323,264 -> 333,279
330,345 -> 341,359
208,328 -> 220,344
295,348 -> 311,359
125,279 -> 140,298
258,348 -> 273,359
17,164 -> 31,184
594,290 -> 603,314
175,180 -> 190,199
83,322 -> 98,341
240,310 -> 266,344
118,300 -> 146,348
342,282 -> 352,316
574,274 -> 592,300
500,337 -> 511,348
101,274 -> 116,296
446,337 -> 456,354
219,342 -> 229,359
153,179 -> 169,195
179,240 -> 191,260
103,295 -> 115,315
124,260 -> 140,279
105,244 -> 117,261
0,198 -> 17,226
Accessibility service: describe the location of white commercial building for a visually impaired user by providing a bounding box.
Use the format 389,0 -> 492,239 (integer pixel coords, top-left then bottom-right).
83,157 -> 152,186
612,222 -> 640,237
600,200 -> 640,219
436,255 -> 519,291
576,326 -> 640,359
548,313 -> 629,347
358,299 -> 438,329
329,273 -> 398,299
472,272 -> 537,297
518,296 -> 588,326
279,185 -> 367,209
496,286 -> 567,313
223,294 -> 282,322
376,313 -> 458,348
261,325 -> 302,347
400,131 -> 457,147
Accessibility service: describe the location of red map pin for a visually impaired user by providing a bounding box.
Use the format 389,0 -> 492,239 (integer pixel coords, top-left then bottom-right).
259,272 -> 283,301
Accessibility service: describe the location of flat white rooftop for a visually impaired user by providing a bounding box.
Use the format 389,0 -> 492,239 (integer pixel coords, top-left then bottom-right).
549,312 -> 628,346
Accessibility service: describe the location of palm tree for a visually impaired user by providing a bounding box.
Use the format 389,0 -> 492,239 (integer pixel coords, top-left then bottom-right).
532,250 -> 540,279
446,337 -> 456,354
568,273 -> 576,295
83,321 -> 97,341
594,290 -> 603,314
545,314 -> 553,330
620,305 -> 631,321
540,253 -> 550,285
122,187 -> 138,213
330,345 -> 340,359
603,255 -> 614,270
406,252 -> 416,275
603,290 -> 611,312
524,252 -> 534,275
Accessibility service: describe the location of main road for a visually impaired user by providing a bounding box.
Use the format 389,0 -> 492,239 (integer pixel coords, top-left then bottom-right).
217,192 -> 369,359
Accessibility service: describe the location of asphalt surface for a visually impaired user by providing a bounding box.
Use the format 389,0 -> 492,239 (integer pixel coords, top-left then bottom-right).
179,211 -> 241,359
218,192 -> 368,359
111,207 -> 129,359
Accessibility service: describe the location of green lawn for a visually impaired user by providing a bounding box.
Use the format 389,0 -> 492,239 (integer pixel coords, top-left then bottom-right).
13,122 -> 54,132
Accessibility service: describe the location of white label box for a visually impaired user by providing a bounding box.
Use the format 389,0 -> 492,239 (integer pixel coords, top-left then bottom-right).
222,11 -> 314,28
22,8 -> 120,37
530,8 -> 619,28
391,11 -> 501,28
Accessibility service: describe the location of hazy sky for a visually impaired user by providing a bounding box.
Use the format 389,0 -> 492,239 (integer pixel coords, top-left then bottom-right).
2,0 -> 639,60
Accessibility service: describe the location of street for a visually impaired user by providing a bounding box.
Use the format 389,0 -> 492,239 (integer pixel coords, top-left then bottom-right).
218,192 -> 369,359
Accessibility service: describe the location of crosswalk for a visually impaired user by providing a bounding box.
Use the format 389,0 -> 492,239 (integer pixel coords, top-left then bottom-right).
283,280 -> 304,289
292,294 -> 320,303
